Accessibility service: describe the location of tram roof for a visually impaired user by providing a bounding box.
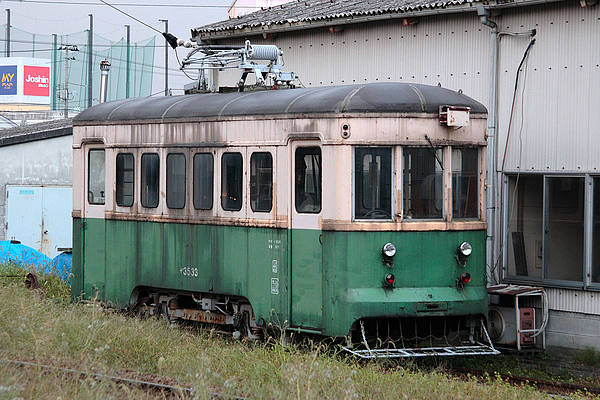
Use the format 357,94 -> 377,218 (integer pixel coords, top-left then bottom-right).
73,82 -> 486,125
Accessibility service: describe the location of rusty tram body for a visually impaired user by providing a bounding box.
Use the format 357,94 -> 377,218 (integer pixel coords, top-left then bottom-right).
71,82 -> 497,357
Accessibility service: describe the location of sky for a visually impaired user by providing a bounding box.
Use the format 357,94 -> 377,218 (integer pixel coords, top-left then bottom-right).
4,0 -> 234,94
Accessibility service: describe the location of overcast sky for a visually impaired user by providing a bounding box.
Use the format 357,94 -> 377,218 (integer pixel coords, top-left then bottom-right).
6,0 -> 233,94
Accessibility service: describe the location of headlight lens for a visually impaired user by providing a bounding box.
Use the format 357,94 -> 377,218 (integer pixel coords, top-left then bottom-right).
382,242 -> 396,258
458,242 -> 472,257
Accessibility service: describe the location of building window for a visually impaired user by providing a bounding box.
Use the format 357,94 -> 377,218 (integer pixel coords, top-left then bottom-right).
403,147 -> 443,219
167,153 -> 186,209
506,174 -> 585,283
250,152 -> 273,213
116,153 -> 134,207
546,177 -> 584,282
88,149 -> 105,205
221,152 -> 243,211
193,153 -> 213,210
506,175 -> 543,279
452,148 -> 479,219
295,147 -> 321,213
141,153 -> 159,208
354,147 -> 392,219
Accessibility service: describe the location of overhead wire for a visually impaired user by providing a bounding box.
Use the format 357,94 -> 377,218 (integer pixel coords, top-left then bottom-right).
1,0 -> 254,8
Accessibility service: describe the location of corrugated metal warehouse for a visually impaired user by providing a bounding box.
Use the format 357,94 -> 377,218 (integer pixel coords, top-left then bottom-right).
194,0 -> 600,350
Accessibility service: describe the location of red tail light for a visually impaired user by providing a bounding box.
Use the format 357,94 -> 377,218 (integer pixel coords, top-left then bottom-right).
460,272 -> 471,284
384,273 -> 395,287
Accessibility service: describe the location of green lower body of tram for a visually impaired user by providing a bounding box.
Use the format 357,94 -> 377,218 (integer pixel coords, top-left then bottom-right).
72,217 -> 487,339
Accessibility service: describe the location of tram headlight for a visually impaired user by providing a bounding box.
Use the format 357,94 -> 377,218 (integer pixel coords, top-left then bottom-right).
382,242 -> 396,264
456,242 -> 472,265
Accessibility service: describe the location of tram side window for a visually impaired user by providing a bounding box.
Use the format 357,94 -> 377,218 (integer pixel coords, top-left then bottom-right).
116,153 -> 134,207
221,153 -> 243,211
452,148 -> 479,219
141,153 -> 160,208
193,153 -> 213,210
354,147 -> 392,219
403,147 -> 443,219
167,153 -> 186,209
250,152 -> 273,213
295,147 -> 321,213
88,149 -> 105,205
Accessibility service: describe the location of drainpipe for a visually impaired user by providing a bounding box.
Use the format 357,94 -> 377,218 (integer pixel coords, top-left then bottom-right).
478,5 -> 499,285
99,60 -> 111,104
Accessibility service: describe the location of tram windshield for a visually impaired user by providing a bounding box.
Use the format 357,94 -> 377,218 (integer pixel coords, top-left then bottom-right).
354,147 -> 392,219
403,147 -> 444,219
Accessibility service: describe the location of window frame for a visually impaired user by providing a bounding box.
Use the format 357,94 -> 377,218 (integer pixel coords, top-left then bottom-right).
221,152 -> 244,212
451,147 -> 480,220
141,152 -> 160,209
294,146 -> 322,214
249,151 -> 274,214
115,152 -> 135,208
352,146 -> 394,221
166,152 -> 186,210
193,152 -> 214,211
401,146 -> 445,221
87,148 -> 106,205
502,172 -> 595,291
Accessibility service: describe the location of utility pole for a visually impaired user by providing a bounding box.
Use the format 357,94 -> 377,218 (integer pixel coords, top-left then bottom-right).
158,19 -> 168,96
125,24 -> 130,98
87,14 -> 93,108
52,34 -> 57,110
5,9 -> 10,57
58,45 -> 78,119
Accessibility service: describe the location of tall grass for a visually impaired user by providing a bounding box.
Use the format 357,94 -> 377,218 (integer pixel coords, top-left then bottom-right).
0,270 -> 589,399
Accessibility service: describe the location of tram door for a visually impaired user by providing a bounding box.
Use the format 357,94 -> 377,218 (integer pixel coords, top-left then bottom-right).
290,142 -> 323,330
81,144 -> 107,300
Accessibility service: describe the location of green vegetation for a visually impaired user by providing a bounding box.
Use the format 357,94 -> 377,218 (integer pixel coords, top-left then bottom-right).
0,268 -> 592,399
573,347 -> 600,367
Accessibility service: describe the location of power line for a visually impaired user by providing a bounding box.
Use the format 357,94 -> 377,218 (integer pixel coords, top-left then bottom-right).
98,0 -> 162,34
1,0 -> 255,8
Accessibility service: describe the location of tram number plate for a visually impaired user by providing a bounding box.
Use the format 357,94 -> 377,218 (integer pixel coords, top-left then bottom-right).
179,267 -> 198,278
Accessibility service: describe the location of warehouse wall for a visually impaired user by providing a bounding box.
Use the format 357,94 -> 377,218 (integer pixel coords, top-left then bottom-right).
0,135 -> 72,242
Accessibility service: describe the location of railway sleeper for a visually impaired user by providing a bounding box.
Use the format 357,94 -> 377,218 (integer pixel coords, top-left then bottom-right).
131,288 -> 261,340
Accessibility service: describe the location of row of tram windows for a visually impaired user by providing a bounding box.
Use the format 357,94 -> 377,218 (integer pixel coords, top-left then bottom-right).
87,146 -> 479,219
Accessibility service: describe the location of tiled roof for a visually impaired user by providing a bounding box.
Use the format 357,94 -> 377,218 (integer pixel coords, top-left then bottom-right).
0,118 -> 72,147
194,0 -> 483,37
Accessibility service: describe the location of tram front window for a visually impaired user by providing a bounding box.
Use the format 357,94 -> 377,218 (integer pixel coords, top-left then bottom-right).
403,147 -> 443,219
452,148 -> 479,219
354,147 -> 392,219
295,147 -> 321,213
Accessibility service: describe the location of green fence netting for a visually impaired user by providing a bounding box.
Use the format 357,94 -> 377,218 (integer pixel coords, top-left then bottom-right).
0,25 -> 155,111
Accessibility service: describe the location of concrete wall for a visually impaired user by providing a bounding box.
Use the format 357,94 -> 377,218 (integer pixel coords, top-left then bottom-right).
0,134 -> 72,240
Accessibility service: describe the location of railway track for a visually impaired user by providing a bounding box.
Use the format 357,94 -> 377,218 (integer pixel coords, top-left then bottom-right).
449,367 -> 600,397
0,358 -> 248,399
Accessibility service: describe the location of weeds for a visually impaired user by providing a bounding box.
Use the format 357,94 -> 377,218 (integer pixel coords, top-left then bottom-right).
573,347 -> 600,367
0,271 -> 592,399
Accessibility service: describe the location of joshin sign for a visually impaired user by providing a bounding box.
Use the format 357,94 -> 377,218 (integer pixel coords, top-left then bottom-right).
0,65 -> 17,95
23,65 -> 50,96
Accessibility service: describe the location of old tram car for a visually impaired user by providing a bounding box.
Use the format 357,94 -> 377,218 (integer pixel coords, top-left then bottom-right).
72,82 -> 497,357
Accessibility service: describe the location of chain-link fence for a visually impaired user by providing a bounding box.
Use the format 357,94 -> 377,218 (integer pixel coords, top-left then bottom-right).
0,25 -> 155,111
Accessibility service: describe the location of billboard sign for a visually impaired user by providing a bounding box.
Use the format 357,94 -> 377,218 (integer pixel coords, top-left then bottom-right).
23,65 -> 50,96
0,65 -> 17,95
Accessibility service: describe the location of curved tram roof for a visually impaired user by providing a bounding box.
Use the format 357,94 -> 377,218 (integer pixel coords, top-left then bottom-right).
73,82 -> 487,125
